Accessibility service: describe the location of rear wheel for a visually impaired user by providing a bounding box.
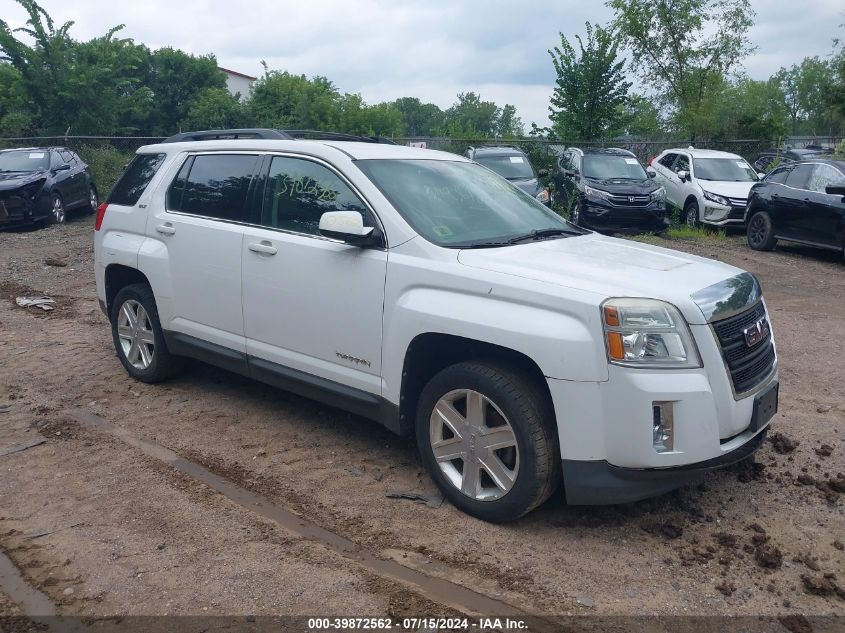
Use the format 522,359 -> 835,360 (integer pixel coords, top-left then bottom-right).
86,185 -> 98,214
111,284 -> 182,383
684,200 -> 700,228
415,361 -> 559,522
747,211 -> 777,251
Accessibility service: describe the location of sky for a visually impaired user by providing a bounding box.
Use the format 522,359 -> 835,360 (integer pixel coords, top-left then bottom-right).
4,0 -> 844,128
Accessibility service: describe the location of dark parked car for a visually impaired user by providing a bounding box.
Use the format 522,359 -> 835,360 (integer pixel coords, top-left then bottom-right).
0,147 -> 98,229
752,147 -> 833,174
746,159 -> 845,259
553,147 -> 669,233
465,145 -> 551,206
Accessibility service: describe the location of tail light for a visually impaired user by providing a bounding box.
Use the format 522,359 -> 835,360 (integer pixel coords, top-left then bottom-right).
94,203 -> 108,231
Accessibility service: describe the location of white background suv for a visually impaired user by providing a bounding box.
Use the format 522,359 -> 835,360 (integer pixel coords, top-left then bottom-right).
94,130 -> 779,522
648,148 -> 764,228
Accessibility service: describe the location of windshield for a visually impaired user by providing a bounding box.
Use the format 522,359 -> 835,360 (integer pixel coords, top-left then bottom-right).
0,150 -> 50,173
356,159 -> 576,247
474,155 -> 535,180
693,158 -> 757,182
582,154 -> 647,180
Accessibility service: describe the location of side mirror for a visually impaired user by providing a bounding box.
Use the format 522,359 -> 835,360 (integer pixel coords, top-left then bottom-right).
538,168 -> 548,177
757,172 -> 766,180
825,184 -> 845,199
53,163 -> 71,172
318,211 -> 380,247
646,167 -> 656,179
676,170 -> 688,182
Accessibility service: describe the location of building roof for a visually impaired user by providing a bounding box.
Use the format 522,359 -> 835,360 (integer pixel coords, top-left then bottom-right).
217,66 -> 257,81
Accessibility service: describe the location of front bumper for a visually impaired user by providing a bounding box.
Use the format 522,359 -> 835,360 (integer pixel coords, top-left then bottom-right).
0,193 -> 47,228
580,199 -> 670,233
562,424 -> 768,504
702,201 -> 747,227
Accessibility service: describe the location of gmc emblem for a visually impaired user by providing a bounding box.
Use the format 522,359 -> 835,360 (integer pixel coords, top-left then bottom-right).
743,318 -> 769,348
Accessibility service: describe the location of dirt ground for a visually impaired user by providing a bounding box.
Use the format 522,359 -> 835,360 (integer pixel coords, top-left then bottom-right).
0,215 -> 843,627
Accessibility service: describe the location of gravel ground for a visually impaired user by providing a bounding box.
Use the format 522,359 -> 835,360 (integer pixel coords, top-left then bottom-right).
0,216 -> 843,624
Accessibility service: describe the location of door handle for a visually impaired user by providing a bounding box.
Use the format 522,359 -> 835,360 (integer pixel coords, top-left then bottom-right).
155,223 -> 176,235
248,241 -> 277,255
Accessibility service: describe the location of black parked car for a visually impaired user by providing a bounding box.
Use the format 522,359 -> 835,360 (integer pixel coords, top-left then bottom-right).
746,159 -> 845,259
465,145 -> 551,206
553,147 -> 669,233
751,147 -> 833,174
0,147 -> 98,229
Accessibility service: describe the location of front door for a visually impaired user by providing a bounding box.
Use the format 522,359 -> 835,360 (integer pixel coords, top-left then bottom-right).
803,164 -> 845,247
242,154 -> 387,396
149,152 -> 260,352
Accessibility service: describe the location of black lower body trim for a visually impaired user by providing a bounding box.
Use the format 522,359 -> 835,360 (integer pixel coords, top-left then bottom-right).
562,428 -> 768,505
161,330 -> 404,435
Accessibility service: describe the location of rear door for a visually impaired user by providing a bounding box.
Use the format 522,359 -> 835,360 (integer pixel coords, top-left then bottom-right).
777,163 -> 814,241
241,153 -> 387,396
149,152 -> 260,353
803,163 -> 845,247
59,149 -> 86,205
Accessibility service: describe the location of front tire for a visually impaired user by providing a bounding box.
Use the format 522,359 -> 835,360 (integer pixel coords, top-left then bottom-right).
111,284 -> 182,383
415,361 -> 559,522
86,185 -> 98,214
47,193 -> 65,225
684,200 -> 700,228
746,211 -> 777,251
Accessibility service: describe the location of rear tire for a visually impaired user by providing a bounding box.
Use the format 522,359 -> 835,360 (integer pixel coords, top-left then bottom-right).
415,361 -> 559,522
86,185 -> 98,214
111,283 -> 182,383
746,211 -> 777,251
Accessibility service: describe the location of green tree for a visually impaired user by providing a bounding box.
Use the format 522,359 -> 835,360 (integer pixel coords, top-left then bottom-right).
182,87 -> 245,130
391,97 -> 445,136
608,0 -> 755,140
613,94 -> 662,138
444,92 -> 500,137
714,77 -> 788,141
497,104 -> 524,137
548,22 -> 630,140
249,68 -> 341,130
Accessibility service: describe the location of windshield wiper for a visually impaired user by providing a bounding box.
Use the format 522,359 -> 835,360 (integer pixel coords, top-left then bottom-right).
507,227 -> 582,244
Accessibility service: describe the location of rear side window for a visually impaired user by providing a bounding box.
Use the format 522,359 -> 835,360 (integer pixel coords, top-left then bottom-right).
167,154 -> 257,222
108,153 -> 166,206
785,163 -> 813,190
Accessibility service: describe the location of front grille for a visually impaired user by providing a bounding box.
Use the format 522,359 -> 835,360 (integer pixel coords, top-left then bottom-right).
0,195 -> 28,220
712,301 -> 775,395
607,194 -> 651,207
726,197 -> 747,220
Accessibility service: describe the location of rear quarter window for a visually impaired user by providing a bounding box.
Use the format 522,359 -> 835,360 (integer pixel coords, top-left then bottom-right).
107,153 -> 167,206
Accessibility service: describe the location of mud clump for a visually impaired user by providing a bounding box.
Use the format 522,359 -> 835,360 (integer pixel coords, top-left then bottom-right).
716,580 -> 736,596
828,475 -> 845,494
714,532 -> 738,548
815,444 -> 834,457
779,615 -> 813,633
801,574 -> 845,599
769,432 -> 799,454
735,459 -> 766,483
755,543 -> 783,569
642,521 -> 683,539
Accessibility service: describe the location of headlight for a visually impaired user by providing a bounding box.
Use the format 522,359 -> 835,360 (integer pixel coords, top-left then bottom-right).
584,185 -> 610,200
535,188 -> 550,204
650,187 -> 666,202
601,298 -> 701,368
703,190 -> 730,206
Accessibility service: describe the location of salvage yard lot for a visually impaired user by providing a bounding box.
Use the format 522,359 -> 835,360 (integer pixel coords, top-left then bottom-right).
0,217 -> 843,622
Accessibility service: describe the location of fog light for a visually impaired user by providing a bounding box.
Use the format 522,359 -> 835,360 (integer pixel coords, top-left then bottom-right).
704,206 -> 729,221
653,401 -> 674,453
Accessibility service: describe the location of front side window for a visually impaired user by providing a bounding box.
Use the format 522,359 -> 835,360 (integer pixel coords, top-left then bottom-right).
0,149 -> 49,172
474,154 -> 535,180
692,157 -> 756,182
765,166 -> 791,185
357,159 -> 576,247
808,164 -> 845,193
674,154 -> 690,173
659,153 -> 677,169
167,154 -> 258,221
785,163 -> 814,190
108,153 -> 167,206
260,156 -> 369,235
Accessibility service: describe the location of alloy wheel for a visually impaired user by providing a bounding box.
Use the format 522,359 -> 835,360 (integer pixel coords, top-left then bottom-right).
89,187 -> 98,210
686,205 -> 698,228
116,299 -> 155,370
52,196 -> 65,223
748,215 -> 766,248
429,389 -> 520,501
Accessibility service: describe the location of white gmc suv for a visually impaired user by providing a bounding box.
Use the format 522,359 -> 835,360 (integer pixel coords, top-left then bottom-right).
94,129 -> 779,522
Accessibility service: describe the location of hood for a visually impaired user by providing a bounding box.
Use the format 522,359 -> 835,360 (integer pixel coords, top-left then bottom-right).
583,177 -> 660,195
695,180 -> 756,199
0,171 -> 46,193
457,233 -> 747,324
510,177 -> 542,197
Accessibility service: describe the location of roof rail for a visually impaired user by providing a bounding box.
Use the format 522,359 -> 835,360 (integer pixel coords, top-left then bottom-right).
161,128 -> 294,143
282,130 -> 397,145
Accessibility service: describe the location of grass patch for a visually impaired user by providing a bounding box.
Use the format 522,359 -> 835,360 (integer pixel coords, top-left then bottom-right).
664,225 -> 731,241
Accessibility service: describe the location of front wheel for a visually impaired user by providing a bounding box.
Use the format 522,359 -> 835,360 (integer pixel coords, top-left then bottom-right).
746,211 -> 777,251
684,200 -> 700,228
86,185 -> 98,214
111,284 -> 182,383
47,193 -> 65,225
416,361 -> 559,522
